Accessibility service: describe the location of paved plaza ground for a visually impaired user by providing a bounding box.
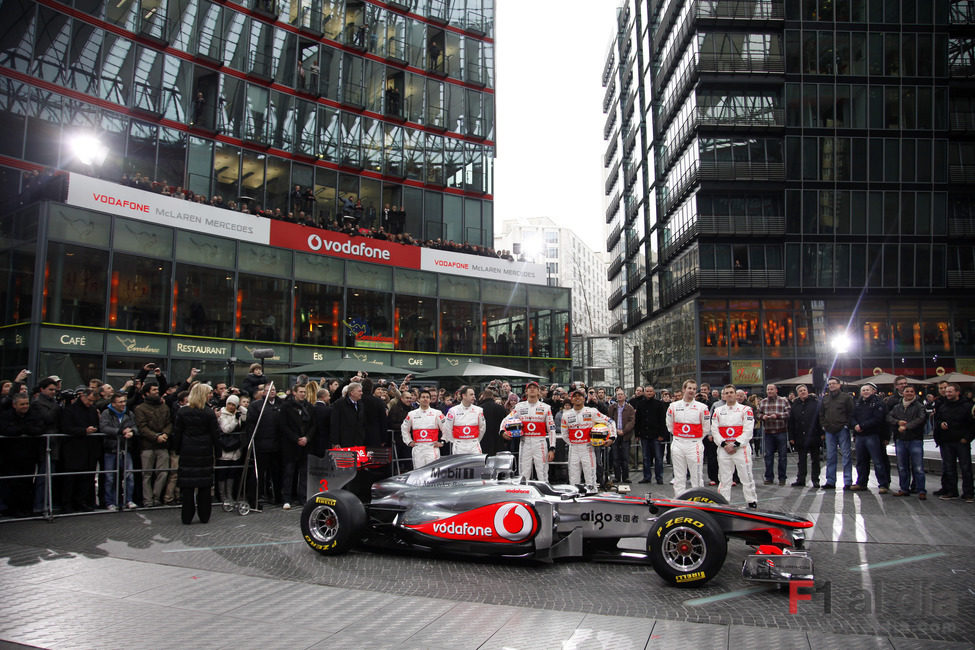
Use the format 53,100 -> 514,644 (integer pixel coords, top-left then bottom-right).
1,457 -> 973,649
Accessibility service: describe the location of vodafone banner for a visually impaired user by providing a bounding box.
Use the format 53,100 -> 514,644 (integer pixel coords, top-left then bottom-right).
420,248 -> 546,286
270,221 -> 421,267
66,174 -> 271,243
66,173 -> 547,286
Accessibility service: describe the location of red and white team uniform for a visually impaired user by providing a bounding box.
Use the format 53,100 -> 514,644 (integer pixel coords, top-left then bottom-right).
559,407 -> 616,485
711,403 -> 757,504
401,406 -> 446,468
443,403 -> 486,455
666,399 -> 711,497
500,399 -> 556,480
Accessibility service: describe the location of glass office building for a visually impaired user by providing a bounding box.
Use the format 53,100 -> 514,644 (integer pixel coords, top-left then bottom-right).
603,0 -> 975,390
0,0 -> 574,388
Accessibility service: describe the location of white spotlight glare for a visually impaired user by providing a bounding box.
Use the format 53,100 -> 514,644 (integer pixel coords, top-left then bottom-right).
69,133 -> 109,167
831,332 -> 852,355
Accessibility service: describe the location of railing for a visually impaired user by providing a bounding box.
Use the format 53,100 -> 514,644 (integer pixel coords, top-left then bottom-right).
425,104 -> 447,130
698,53 -> 785,73
698,160 -> 785,181
698,214 -> 785,234
602,51 -> 615,87
605,161 -> 621,195
607,222 -> 622,250
604,139 -> 619,168
661,223 -> 699,261
948,164 -> 975,184
604,108 -> 618,141
605,191 -> 621,223
948,271 -> 975,288
608,287 -> 624,309
698,269 -> 786,287
696,0 -> 784,20
607,256 -> 624,280
603,77 -> 617,113
661,271 -> 699,305
950,113 -> 975,131
609,318 -> 625,334
341,81 -> 366,108
655,59 -> 698,133
465,61 -> 486,86
948,217 -> 975,236
384,37 -> 409,63
697,106 -> 784,128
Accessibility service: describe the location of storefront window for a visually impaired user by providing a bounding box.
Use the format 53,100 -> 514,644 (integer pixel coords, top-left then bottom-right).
0,246 -> 34,323
39,352 -> 103,388
483,304 -> 526,356
394,295 -> 436,352
110,253 -> 171,332
700,308 -> 728,356
175,230 -> 237,268
238,273 -> 291,342
728,305 -> 761,355
172,263 -> 235,338
763,307 -> 795,358
45,243 -> 108,327
440,298 -> 478,354
294,281 -> 343,346
344,288 -> 392,349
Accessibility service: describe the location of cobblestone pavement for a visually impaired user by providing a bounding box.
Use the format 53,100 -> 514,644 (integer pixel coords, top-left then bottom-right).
1,459 -> 973,648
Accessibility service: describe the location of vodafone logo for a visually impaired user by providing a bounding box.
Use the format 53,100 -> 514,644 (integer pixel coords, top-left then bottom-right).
406,502 -> 538,543
493,503 -> 534,541
305,233 -> 391,260
681,424 -> 692,434
462,426 -> 471,436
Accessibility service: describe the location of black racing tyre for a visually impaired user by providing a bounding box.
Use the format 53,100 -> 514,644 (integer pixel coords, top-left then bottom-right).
677,487 -> 728,505
647,507 -> 727,588
300,491 -> 366,555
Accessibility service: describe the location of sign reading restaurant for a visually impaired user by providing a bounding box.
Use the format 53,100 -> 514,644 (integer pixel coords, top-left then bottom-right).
66,174 -> 546,286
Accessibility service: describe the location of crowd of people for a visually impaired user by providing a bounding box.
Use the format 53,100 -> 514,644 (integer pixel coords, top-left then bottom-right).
115,172 -> 517,260
3,368 -> 972,522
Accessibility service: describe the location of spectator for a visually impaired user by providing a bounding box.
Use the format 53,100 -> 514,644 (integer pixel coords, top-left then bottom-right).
635,385 -> 667,485
309,388 -> 332,458
172,383 -> 220,524
477,388 -> 509,457
789,384 -> 822,488
758,383 -> 791,486
361,378 -> 390,447
135,383 -> 172,508
933,383 -> 974,501
280,384 -> 313,510
59,387 -> 100,513
216,394 -> 245,508
820,377 -> 855,490
244,387 -> 284,508
241,363 -> 265,398
330,381 -> 366,448
0,393 -> 40,517
887,384 -> 927,499
607,387 -> 635,483
849,383 -> 890,494
99,392 -> 138,511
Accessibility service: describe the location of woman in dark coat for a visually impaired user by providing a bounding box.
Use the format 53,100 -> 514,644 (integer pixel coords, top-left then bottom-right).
172,383 -> 220,524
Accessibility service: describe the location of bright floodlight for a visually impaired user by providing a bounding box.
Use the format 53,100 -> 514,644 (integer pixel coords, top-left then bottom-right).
521,237 -> 543,260
831,332 -> 852,355
69,133 -> 109,167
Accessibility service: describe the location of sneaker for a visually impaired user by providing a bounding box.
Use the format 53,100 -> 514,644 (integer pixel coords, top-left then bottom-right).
125,502 -> 137,510
940,495 -> 957,501
282,502 -> 291,510
918,493 -> 927,501
747,502 -> 757,509
106,504 -> 118,512
878,487 -> 889,494
779,479 -> 786,486
763,480 -> 773,485
790,481 -> 804,487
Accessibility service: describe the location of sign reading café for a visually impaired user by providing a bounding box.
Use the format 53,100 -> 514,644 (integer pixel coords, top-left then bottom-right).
67,174 -> 546,286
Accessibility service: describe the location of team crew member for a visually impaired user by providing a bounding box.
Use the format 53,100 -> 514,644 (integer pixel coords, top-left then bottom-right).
666,379 -> 711,498
443,386 -> 486,455
711,385 -> 757,508
401,389 -> 446,469
559,388 -> 616,486
500,381 -> 556,480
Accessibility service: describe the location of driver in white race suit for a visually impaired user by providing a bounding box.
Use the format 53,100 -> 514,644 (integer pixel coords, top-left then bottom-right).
711,384 -> 758,508
666,379 -> 711,497
442,386 -> 486,455
401,388 -> 446,468
559,387 -> 616,486
500,381 -> 556,480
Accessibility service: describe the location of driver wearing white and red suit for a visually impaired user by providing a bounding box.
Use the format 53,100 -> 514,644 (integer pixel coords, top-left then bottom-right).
500,381 -> 556,481
711,384 -> 758,508
442,386 -> 486,455
401,388 -> 446,469
559,388 -> 616,486
666,379 -> 711,497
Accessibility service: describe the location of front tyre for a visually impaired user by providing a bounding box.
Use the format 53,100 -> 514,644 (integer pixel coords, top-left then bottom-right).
647,507 -> 727,587
677,487 -> 728,505
300,491 -> 366,555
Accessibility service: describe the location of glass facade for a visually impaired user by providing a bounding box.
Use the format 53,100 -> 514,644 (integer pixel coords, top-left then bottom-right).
0,0 -> 494,244
0,201 -> 570,387
604,0 -> 975,390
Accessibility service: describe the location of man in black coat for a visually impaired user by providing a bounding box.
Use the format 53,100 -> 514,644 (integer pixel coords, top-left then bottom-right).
849,382 -> 890,493
244,389 -> 283,507
59,388 -> 100,512
788,385 -> 823,488
386,387 -> 415,473
0,393 -> 40,516
309,387 -> 333,458
279,385 -> 313,509
477,388 -> 509,457
634,385 -> 668,485
361,379 -> 389,448
330,382 -> 366,447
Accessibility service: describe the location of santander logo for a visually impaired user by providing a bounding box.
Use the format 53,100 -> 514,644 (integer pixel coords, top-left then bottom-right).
406,502 -> 537,543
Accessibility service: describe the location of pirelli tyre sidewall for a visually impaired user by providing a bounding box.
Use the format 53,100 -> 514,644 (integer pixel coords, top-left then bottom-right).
301,491 -> 366,555
677,487 -> 729,505
647,507 -> 727,588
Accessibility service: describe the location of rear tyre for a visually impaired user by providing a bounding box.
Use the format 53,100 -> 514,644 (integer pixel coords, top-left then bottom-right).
677,487 -> 728,505
300,491 -> 366,555
647,507 -> 727,587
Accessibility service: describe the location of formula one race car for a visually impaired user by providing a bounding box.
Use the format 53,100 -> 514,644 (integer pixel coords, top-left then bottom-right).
300,451 -> 813,588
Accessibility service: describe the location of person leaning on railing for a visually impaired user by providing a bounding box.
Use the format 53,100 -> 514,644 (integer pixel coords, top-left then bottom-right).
0,393 -> 41,517
59,387 -> 100,513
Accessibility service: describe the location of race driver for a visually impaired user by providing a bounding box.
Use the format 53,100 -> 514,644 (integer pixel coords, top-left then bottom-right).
666,379 -> 711,497
442,385 -> 486,455
500,380 -> 556,481
401,388 -> 446,468
559,387 -> 616,486
711,384 -> 757,508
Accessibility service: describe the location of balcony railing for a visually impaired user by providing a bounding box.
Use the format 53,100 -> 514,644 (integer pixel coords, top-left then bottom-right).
949,164 -> 975,184
661,272 -> 699,305
698,214 -> 785,234
660,223 -> 699,262
605,191 -> 621,223
604,108 -> 618,140
605,162 -> 620,195
948,217 -> 975,236
698,54 -> 785,74
950,113 -> 975,131
608,257 -> 624,280
948,271 -> 975,288
697,0 -> 784,20
607,223 -> 622,250
697,106 -> 784,128
698,160 -> 785,181
608,287 -> 624,309
603,77 -> 617,113
698,269 -> 786,287
604,139 -> 619,168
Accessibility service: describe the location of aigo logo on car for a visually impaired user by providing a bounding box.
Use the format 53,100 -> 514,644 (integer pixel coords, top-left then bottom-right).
406,502 -> 538,543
